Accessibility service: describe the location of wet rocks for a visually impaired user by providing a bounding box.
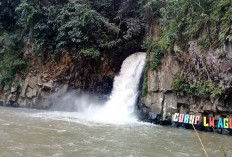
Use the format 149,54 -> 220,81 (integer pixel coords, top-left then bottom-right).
138,105 -> 161,124
143,92 -> 163,114
141,55 -> 180,123
0,51 -> 116,109
0,74 -> 55,109
137,106 -> 150,121
43,80 -> 53,91
139,38 -> 232,136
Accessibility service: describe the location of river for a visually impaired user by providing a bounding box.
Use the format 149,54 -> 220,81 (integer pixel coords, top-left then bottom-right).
0,106 -> 231,157
1,53 -> 232,157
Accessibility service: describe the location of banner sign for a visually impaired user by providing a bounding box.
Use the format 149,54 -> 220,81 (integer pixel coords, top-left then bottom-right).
172,113 -> 232,129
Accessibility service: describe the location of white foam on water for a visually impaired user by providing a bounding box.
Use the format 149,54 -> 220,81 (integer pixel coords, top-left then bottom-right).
82,52 -> 146,123
30,52 -> 146,124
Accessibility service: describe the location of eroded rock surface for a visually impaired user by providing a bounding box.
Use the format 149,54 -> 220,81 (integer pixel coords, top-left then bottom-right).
141,42 -> 232,125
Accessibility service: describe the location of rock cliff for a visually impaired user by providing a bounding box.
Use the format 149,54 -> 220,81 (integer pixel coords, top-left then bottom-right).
0,52 -> 115,108
141,40 -> 232,130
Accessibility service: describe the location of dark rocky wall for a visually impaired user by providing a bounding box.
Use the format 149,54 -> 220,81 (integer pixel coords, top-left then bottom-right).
140,40 -> 232,134
0,52 -> 116,109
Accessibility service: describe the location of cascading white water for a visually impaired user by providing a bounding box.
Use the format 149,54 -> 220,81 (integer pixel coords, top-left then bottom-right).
50,52 -> 146,123
89,52 -> 146,123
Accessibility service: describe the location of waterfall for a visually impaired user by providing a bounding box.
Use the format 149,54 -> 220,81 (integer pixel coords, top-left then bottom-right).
50,52 -> 146,123
90,52 -> 146,123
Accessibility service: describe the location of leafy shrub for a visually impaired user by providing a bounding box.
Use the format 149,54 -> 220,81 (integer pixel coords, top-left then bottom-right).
88,0 -> 116,20
151,48 -> 163,71
158,0 -> 232,51
143,38 -> 164,71
16,1 -> 107,58
172,75 -> 224,98
80,48 -> 100,59
0,32 -> 28,85
15,0 -> 145,60
0,0 -> 21,30
0,47 -> 27,85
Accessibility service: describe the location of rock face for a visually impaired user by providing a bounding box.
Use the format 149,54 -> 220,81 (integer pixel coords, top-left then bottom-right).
141,41 -> 232,124
0,74 -> 56,109
0,53 -> 115,109
141,55 -> 180,122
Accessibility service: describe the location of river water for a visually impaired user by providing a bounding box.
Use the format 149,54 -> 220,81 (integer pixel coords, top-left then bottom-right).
1,53 -> 232,157
0,106 -> 232,157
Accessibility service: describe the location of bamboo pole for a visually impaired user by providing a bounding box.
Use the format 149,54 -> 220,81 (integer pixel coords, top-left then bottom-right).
192,124 -> 209,157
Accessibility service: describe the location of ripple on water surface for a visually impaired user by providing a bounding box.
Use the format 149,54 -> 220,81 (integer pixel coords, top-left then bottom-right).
0,106 -> 232,157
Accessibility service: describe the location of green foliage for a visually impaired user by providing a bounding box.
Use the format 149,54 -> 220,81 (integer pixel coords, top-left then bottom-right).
215,51 -> 226,59
88,0 -> 116,20
172,75 -> 224,98
141,37 -> 153,50
0,33 -> 28,85
157,0 -> 232,51
16,0 -> 37,27
142,59 -> 150,97
15,0 -> 144,60
151,48 -> 163,71
143,38 -> 164,71
142,73 -> 148,97
139,0 -> 164,21
80,48 -> 100,59
141,1 -> 231,98
142,0 -> 231,99
172,76 -> 185,93
16,1 -> 107,58
0,0 -> 21,30
55,4 -> 104,50
197,36 -> 211,51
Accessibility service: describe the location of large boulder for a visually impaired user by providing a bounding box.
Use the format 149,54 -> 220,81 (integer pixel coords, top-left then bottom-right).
7,94 -> 17,103
144,92 -> 164,114
28,76 -> 38,88
26,86 -> 39,98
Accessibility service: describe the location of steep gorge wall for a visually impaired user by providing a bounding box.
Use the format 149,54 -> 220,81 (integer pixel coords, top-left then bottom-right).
142,55 -> 179,122
0,52 -> 115,108
141,40 -> 232,126
140,0 -> 232,128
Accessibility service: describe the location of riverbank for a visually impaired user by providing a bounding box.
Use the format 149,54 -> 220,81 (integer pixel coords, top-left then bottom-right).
138,104 -> 232,136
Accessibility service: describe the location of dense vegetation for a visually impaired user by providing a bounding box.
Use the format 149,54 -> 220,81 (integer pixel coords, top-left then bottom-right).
172,75 -> 224,98
0,0 -> 145,86
0,32 -> 27,85
145,0 -> 232,52
142,0 -> 232,98
1,0 -> 231,99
